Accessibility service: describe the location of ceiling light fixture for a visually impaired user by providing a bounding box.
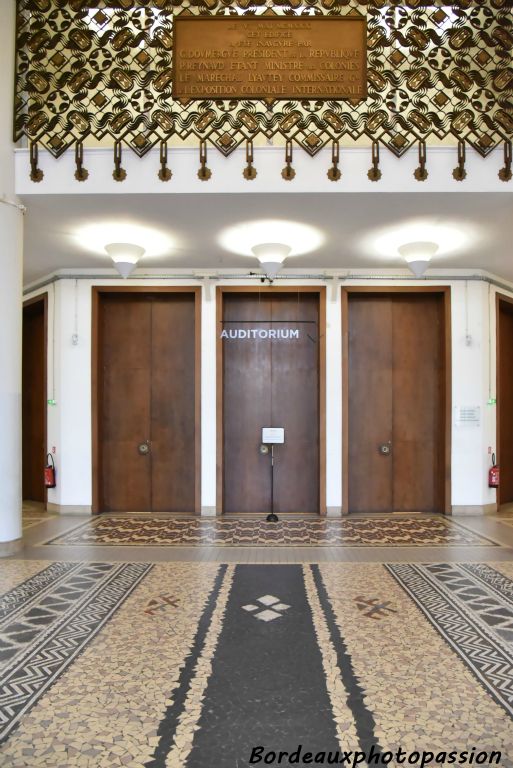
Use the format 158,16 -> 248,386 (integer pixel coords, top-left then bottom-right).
398,241 -> 439,278
219,219 -> 324,259
105,242 -> 145,279
251,243 -> 291,280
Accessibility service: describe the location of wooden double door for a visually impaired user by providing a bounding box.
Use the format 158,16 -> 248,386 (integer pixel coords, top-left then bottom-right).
95,290 -> 199,513
346,290 -> 448,513
220,290 -> 324,514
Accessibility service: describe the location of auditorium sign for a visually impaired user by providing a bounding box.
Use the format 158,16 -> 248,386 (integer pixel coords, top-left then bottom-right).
220,328 -> 300,340
173,16 -> 367,100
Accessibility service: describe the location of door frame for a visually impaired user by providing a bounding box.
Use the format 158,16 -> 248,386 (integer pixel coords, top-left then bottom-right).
22,292 -> 48,507
495,291 -> 513,508
92,286 -> 202,515
216,285 -> 327,515
341,286 -> 452,515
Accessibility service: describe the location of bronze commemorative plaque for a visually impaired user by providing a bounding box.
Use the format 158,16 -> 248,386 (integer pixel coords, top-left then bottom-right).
173,16 -> 367,100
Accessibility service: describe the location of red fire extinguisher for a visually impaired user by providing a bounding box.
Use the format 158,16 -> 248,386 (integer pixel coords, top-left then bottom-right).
489,453 -> 500,488
44,453 -> 56,489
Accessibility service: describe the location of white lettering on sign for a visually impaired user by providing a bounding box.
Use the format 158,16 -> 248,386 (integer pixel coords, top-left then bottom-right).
220,328 -> 300,340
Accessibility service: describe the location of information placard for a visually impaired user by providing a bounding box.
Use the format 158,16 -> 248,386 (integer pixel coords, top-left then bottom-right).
173,16 -> 367,100
262,427 -> 285,444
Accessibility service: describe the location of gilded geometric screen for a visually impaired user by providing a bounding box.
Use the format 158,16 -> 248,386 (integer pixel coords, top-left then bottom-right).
14,0 -> 513,160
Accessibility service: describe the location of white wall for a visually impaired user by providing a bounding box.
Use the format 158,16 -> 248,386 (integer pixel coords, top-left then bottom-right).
15,145 -> 511,196
201,285 -> 217,513
450,280 -> 496,510
24,271 -> 507,514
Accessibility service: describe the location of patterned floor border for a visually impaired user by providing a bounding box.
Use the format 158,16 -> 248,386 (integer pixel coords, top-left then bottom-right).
40,515 -> 500,548
387,562 -> 513,718
0,561 -> 152,743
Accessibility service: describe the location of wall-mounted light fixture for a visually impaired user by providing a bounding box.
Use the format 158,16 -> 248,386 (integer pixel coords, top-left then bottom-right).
251,242 -> 291,280
105,242 -> 145,278
398,241 -> 438,278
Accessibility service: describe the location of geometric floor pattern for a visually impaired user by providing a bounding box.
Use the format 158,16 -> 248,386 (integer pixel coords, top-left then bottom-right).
0,561 -> 512,767
0,562 -> 151,744
43,515 -> 498,547
388,563 -> 513,718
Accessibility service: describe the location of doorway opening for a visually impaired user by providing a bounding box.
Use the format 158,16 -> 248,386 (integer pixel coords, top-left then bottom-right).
496,293 -> 513,508
22,294 -> 48,507
217,287 -> 326,515
342,288 -> 451,514
92,288 -> 201,514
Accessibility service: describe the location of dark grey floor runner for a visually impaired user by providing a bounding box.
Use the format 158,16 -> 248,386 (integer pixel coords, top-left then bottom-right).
186,564 -> 340,767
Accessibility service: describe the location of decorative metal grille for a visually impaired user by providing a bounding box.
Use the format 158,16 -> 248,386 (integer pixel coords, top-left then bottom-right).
14,0 -> 513,161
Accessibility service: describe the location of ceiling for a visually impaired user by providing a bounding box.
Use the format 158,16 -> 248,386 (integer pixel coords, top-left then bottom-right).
21,191 -> 513,285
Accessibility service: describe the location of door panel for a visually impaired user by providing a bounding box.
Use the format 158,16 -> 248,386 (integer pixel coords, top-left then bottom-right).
151,295 -> 196,512
348,292 -> 445,513
271,294 -> 319,514
223,294 -> 272,514
348,296 -> 393,513
222,292 -> 320,514
99,292 -> 197,513
392,295 -> 443,512
101,296 -> 152,511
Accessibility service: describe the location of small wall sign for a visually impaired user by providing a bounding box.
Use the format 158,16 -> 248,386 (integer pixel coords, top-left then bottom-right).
454,406 -> 481,428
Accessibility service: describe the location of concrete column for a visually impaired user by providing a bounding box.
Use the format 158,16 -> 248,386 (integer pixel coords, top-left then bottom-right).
0,0 -> 24,554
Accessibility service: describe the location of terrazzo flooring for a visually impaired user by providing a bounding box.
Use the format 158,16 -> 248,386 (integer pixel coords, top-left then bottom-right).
42,515 -> 498,548
1,512 -> 512,767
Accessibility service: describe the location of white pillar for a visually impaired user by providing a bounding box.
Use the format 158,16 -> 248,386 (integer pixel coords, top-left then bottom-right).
0,0 -> 24,553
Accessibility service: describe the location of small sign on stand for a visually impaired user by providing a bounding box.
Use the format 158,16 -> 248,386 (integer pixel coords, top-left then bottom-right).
262,427 -> 285,444
260,428 -> 285,522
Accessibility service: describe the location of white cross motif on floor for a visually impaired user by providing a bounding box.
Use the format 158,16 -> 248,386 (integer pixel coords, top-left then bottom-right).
242,594 -> 291,622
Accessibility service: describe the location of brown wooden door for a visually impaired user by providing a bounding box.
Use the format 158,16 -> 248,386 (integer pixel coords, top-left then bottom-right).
99,292 -> 196,512
151,296 -> 196,512
498,299 -> 513,504
348,292 -> 445,513
22,298 -> 46,503
348,296 -> 393,512
222,292 -> 320,514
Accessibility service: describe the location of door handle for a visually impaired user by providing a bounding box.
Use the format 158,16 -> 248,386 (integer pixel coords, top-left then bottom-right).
138,441 -> 150,455
379,441 -> 392,456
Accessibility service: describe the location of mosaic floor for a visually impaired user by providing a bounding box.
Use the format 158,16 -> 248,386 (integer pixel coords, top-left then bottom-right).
0,560 -> 512,767
43,515 -> 498,548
